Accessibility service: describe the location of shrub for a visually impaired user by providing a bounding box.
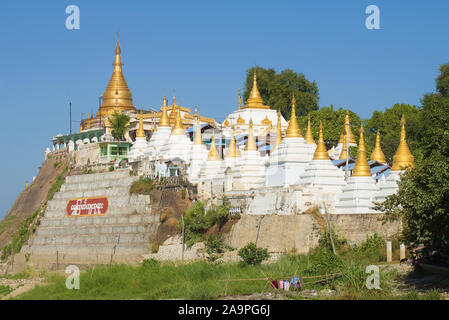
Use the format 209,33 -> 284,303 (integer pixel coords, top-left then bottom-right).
130,176 -> 156,195
109,166 -> 115,172
237,242 -> 270,265
141,258 -> 160,269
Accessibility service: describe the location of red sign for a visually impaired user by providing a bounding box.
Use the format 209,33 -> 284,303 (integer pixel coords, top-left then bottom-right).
66,197 -> 109,217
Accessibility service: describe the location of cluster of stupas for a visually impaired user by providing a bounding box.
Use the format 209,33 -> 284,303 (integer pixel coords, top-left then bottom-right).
50,38 -> 415,215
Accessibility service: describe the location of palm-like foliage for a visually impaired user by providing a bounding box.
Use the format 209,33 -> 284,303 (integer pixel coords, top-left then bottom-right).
108,112 -> 130,142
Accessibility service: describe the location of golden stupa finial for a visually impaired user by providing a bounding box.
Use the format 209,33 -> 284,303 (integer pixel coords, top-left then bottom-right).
305,114 -> 315,144
193,113 -> 203,145
370,130 -> 386,163
208,133 -> 220,161
338,110 -> 356,144
391,114 -> 415,171
159,96 -> 170,127
238,88 -> 242,110
25,180 -> 28,190
352,126 -> 371,177
285,95 -> 302,138
245,119 -> 258,151
136,110 -> 145,138
99,35 -> 135,116
339,126 -> 348,160
273,109 -> 283,152
172,95 -> 176,106
244,69 -> 269,109
313,121 -> 329,160
171,106 -> 185,135
226,126 -> 240,158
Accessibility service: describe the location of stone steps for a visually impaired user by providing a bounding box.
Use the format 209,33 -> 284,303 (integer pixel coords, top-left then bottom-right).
53,186 -> 132,199
40,214 -> 159,226
30,233 -> 150,246
34,223 -> 158,237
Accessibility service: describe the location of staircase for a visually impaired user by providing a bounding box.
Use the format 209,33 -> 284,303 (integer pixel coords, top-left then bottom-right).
19,169 -> 160,267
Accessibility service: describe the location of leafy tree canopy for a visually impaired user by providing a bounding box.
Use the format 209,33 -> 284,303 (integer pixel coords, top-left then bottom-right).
108,111 -> 130,142
243,66 -> 319,119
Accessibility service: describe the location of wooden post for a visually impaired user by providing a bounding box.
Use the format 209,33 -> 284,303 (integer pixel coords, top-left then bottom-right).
323,202 -> 337,255
181,214 -> 185,261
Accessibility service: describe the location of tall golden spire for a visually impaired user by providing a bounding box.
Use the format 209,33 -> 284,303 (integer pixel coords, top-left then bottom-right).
285,95 -> 302,138
391,115 -> 414,171
338,110 -> 356,144
370,130 -> 386,163
352,126 -> 371,177
159,96 -> 170,127
171,107 -> 185,135
313,121 -> 329,160
305,114 -> 315,144
339,127 -> 348,160
238,88 -> 242,110
226,126 -> 240,158
208,133 -> 220,161
136,111 -> 145,138
98,34 -> 135,116
193,113 -> 203,145
245,119 -> 258,151
244,70 -> 269,109
273,110 -> 282,152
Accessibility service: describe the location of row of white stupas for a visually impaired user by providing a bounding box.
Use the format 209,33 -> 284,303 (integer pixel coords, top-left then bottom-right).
127,71 -> 415,215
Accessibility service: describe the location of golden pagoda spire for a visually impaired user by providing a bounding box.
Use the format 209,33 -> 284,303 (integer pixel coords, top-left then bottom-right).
352,126 -> 371,177
238,88 -> 242,110
159,96 -> 170,127
172,95 -> 176,106
245,119 -> 258,151
273,109 -> 283,152
339,126 -> 348,160
244,70 -> 269,109
305,114 -> 315,144
370,130 -> 386,163
285,95 -> 302,138
338,110 -> 356,144
226,126 -> 239,158
193,113 -> 203,145
208,133 -> 220,161
171,106 -> 185,135
313,121 -> 329,160
98,34 -> 135,116
136,110 -> 145,138
391,115 -> 415,171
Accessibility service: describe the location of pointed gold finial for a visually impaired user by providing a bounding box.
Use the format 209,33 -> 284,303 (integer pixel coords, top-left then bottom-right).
226,126 -> 240,158
339,126 -> 348,160
244,69 -> 269,109
159,96 -> 170,127
352,126 -> 371,176
172,95 -> 176,106
208,133 -> 220,161
136,110 -> 145,138
99,36 -> 135,117
171,106 -> 185,135
25,180 -> 28,190
370,130 -> 386,163
305,114 -> 315,144
245,119 -> 258,151
193,113 -> 203,145
238,88 -> 242,110
273,110 -> 282,152
285,95 -> 302,138
313,121 -> 329,160
338,110 -> 356,144
391,114 -> 414,171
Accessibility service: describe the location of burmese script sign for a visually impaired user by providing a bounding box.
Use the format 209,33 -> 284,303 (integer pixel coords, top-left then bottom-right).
66,197 -> 109,217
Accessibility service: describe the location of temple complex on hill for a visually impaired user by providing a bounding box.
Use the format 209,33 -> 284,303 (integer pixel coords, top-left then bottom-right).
47,38 -> 415,215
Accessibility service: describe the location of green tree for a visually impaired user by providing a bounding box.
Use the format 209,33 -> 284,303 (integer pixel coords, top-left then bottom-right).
243,67 -> 319,118
297,106 -> 361,149
365,104 -> 423,163
107,111 -> 130,159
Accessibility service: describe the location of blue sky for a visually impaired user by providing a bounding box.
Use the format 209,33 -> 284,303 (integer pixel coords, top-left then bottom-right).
0,0 -> 448,219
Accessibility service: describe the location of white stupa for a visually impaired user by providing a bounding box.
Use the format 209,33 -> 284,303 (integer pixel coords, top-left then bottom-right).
336,126 -> 379,214
222,126 -> 242,191
187,115 -> 209,183
299,122 -> 346,212
374,115 -> 415,203
232,119 -> 265,191
265,96 -> 315,187
145,97 -> 172,160
128,112 -> 150,162
198,134 -> 226,197
165,106 -> 193,163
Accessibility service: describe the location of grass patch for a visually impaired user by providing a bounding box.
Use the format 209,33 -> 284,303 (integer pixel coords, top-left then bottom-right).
46,174 -> 65,202
0,285 -> 13,297
129,176 -> 156,195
